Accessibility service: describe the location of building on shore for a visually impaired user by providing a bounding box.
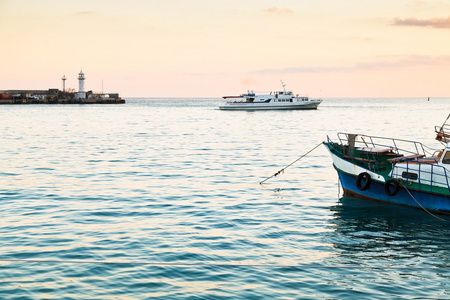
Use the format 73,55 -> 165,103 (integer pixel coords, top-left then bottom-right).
0,70 -> 125,104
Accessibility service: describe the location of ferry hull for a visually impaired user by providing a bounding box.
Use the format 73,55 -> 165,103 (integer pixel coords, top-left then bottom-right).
336,168 -> 450,215
219,102 -> 321,110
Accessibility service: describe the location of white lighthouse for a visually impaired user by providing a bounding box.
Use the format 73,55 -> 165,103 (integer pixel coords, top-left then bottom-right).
78,70 -> 85,92
61,75 -> 67,92
74,70 -> 86,99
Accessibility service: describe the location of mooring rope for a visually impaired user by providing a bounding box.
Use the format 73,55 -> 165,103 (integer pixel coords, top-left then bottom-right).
0,258 -> 448,271
260,142 -> 323,184
400,183 -> 447,222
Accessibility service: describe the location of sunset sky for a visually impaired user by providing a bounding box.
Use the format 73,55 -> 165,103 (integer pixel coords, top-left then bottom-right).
1,0 -> 450,97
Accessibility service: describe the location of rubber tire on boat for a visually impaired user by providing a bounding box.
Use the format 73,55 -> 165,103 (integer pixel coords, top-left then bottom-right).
384,179 -> 400,196
356,172 -> 372,191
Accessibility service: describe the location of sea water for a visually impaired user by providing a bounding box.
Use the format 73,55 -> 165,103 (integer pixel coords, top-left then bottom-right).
0,98 -> 449,299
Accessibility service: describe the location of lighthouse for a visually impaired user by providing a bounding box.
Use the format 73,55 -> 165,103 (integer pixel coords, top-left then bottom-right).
78,70 -> 85,93
61,75 -> 67,92
74,70 -> 86,99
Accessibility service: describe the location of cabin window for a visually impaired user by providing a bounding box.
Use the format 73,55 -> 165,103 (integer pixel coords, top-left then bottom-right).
443,151 -> 450,164
402,171 -> 418,180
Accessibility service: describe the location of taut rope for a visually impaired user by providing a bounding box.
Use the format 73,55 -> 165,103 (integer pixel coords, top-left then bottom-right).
260,142 -> 323,185
400,183 -> 447,222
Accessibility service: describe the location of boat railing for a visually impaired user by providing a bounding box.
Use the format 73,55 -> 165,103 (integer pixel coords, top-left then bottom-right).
226,100 -> 253,104
435,124 -> 450,143
394,160 -> 450,193
326,135 -> 385,173
336,133 -> 432,157
328,134 -> 440,174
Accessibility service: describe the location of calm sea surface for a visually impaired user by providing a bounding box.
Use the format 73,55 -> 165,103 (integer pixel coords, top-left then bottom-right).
0,98 -> 449,299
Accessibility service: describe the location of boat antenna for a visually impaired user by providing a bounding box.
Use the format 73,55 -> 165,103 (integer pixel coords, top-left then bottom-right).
280,80 -> 286,92
435,113 -> 450,144
441,113 -> 450,130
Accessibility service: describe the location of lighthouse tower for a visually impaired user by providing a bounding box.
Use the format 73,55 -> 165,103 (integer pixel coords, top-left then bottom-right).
75,70 -> 86,99
78,70 -> 85,93
61,75 -> 67,92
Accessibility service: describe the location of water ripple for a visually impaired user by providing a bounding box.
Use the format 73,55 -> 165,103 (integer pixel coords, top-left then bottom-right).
0,99 -> 449,298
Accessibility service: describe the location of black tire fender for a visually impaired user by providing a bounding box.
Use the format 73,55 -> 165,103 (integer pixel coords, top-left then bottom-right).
384,179 -> 400,196
356,172 -> 372,191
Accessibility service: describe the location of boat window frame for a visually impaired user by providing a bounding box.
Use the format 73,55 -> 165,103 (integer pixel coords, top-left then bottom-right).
442,150 -> 450,164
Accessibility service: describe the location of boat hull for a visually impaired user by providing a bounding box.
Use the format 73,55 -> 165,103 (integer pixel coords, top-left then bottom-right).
336,167 -> 450,215
218,102 -> 321,110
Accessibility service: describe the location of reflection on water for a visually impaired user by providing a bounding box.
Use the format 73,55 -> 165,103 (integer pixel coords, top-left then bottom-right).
327,197 -> 450,269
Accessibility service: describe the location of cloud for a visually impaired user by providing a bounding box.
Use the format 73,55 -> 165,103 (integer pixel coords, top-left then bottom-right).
240,77 -> 258,86
254,55 -> 450,74
264,7 -> 293,14
393,16 -> 450,29
75,11 -> 96,16
256,66 -> 341,74
407,1 -> 450,10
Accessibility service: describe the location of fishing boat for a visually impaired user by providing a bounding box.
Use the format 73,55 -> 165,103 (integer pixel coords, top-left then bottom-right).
219,82 -> 322,110
323,116 -> 450,215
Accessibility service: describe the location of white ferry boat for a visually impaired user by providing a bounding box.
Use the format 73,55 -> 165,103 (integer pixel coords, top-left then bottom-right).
219,82 -> 322,110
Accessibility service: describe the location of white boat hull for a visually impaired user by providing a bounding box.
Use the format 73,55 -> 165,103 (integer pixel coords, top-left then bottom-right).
219,101 -> 321,110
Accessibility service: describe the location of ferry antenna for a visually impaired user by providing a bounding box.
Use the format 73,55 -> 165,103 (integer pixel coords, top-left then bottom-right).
280,80 -> 286,92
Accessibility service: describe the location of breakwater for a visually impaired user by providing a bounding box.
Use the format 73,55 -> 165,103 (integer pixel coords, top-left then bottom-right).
0,89 -> 125,104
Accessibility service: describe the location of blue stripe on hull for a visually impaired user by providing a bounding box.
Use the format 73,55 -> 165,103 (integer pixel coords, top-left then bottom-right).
337,170 -> 450,215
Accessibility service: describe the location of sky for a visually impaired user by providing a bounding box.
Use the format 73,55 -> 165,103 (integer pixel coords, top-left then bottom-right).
1,0 -> 450,97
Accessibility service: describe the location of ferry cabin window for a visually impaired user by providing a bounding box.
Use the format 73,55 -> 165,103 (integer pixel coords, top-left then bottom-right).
443,151 -> 450,164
